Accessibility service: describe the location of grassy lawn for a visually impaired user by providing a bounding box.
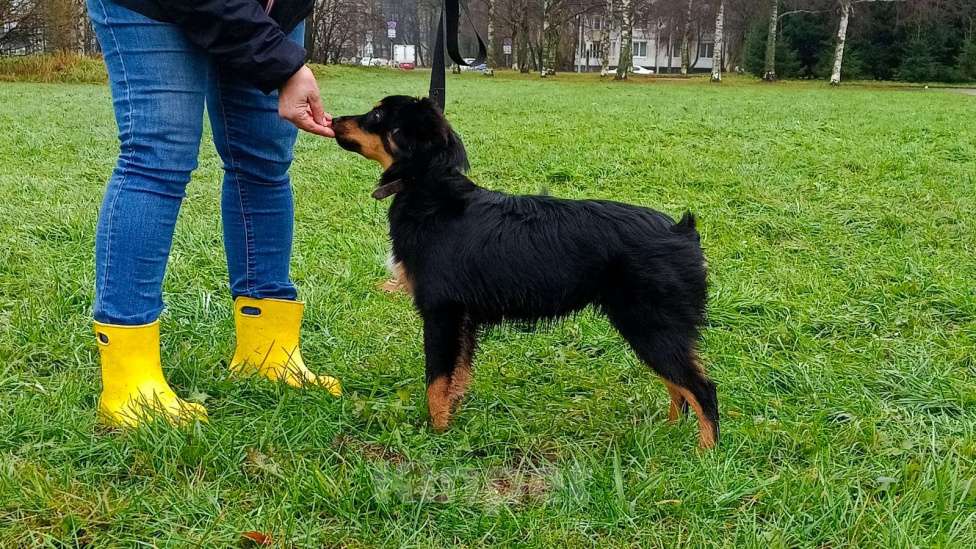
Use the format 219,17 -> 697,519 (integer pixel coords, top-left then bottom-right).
1,66 -> 975,546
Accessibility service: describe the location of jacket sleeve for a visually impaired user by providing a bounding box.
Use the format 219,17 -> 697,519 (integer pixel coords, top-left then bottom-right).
156,1 -> 306,93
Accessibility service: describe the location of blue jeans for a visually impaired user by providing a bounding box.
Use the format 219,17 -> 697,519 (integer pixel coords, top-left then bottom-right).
88,0 -> 302,325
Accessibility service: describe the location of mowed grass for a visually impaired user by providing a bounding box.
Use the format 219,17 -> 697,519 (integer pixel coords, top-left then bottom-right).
1,65 -> 975,546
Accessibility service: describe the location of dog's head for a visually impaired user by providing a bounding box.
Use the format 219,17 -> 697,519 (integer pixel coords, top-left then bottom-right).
333,95 -> 468,199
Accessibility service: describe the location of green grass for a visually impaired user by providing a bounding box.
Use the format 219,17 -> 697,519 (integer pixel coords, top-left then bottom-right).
1,65 -> 975,547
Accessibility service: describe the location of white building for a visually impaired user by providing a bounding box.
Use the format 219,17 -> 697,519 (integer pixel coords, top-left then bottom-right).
574,17 -> 715,73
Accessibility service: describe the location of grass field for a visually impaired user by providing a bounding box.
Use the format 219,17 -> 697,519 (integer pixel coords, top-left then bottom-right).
1,65 -> 975,546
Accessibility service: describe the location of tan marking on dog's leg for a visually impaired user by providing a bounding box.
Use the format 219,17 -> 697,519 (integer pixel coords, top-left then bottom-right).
676,386 -> 717,449
427,377 -> 452,432
665,381 -> 687,423
379,278 -> 405,293
447,323 -> 476,406
428,319 -> 475,433
379,260 -> 414,295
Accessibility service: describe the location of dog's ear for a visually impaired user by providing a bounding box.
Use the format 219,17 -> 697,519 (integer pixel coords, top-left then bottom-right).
388,97 -> 469,174
389,98 -> 451,156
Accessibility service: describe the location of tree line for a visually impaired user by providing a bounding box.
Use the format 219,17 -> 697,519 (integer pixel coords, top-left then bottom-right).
3,0 -> 974,83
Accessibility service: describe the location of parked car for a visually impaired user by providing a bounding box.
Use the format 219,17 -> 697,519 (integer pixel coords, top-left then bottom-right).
398,62 -> 416,71
602,65 -> 654,76
359,56 -> 389,67
459,58 -> 487,72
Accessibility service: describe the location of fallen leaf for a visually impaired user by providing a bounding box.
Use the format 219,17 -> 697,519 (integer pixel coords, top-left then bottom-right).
240,531 -> 272,546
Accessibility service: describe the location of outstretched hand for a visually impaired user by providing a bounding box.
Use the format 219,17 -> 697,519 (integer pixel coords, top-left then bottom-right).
278,65 -> 334,138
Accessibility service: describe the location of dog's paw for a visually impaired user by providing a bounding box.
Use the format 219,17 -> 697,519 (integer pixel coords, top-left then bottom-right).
428,409 -> 452,433
379,278 -> 406,293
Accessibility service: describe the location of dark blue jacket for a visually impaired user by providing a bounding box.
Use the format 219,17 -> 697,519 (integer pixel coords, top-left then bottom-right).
114,0 -> 313,93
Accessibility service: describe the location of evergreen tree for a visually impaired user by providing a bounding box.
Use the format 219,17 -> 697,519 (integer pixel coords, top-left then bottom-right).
958,38 -> 976,80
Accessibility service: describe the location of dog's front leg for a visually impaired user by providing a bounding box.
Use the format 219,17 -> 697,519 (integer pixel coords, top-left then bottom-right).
423,306 -> 465,432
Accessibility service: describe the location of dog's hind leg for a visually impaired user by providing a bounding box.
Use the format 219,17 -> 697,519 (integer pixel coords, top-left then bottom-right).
606,307 -> 718,448
635,336 -> 718,448
664,381 -> 689,423
664,350 -> 719,449
422,306 -> 471,432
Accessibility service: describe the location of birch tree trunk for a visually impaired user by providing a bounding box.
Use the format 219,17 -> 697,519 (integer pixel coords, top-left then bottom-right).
710,0 -> 724,82
487,0 -> 498,68
517,12 -> 530,72
680,0 -> 693,75
763,0 -> 777,80
653,23 -> 660,74
540,0 -> 551,76
615,0 -> 633,79
546,29 -> 560,75
600,0 -> 612,75
667,33 -> 673,72
830,0 -> 851,85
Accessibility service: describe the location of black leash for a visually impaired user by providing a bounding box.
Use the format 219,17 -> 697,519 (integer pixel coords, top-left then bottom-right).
428,0 -> 487,111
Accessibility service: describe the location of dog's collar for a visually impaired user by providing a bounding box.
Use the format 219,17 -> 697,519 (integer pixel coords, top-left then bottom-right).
372,179 -> 404,200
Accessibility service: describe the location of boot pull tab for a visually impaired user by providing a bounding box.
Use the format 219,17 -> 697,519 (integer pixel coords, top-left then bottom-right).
241,306 -> 262,317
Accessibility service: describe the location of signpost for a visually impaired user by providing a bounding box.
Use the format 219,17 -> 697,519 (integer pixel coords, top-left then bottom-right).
503,38 -> 512,69
387,21 -> 397,63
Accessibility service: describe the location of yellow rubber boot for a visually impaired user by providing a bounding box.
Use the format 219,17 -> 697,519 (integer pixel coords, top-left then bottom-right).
95,321 -> 207,428
229,297 -> 342,396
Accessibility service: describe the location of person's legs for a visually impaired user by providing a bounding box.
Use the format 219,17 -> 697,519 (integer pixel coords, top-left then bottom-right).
206,25 -> 302,301
206,24 -> 340,395
89,0 -> 208,324
88,0 -> 209,426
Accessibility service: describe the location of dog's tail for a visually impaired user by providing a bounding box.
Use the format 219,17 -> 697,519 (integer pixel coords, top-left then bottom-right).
671,211 -> 698,240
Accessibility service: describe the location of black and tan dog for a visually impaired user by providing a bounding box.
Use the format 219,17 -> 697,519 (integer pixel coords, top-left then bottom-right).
333,96 -> 719,448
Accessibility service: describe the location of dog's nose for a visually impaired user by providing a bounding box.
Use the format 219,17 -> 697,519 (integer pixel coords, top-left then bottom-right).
331,116 -> 349,135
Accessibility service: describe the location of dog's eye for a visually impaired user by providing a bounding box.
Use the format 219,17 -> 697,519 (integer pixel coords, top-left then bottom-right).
368,111 -> 383,124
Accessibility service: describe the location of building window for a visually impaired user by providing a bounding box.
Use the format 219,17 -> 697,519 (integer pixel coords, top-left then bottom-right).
670,42 -> 681,58
699,42 -> 714,58
589,41 -> 601,60
632,41 -> 647,58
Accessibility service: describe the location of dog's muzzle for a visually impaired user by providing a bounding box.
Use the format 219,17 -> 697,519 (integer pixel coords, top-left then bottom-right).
331,117 -> 360,152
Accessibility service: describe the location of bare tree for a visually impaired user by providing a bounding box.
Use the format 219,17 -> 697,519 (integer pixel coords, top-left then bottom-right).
829,0 -> 903,85
680,0 -> 693,74
614,0 -> 632,78
764,0 -> 778,79
711,0 -> 724,81
1,1 -> 42,54
599,0 -> 612,74
42,0 -> 82,52
487,0 -> 499,68
541,0 -> 554,74
829,0 -> 850,84
538,0 -> 600,75
495,0 -> 537,71
718,0 -> 762,72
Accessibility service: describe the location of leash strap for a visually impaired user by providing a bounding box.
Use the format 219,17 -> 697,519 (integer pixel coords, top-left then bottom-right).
428,0 -> 487,110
